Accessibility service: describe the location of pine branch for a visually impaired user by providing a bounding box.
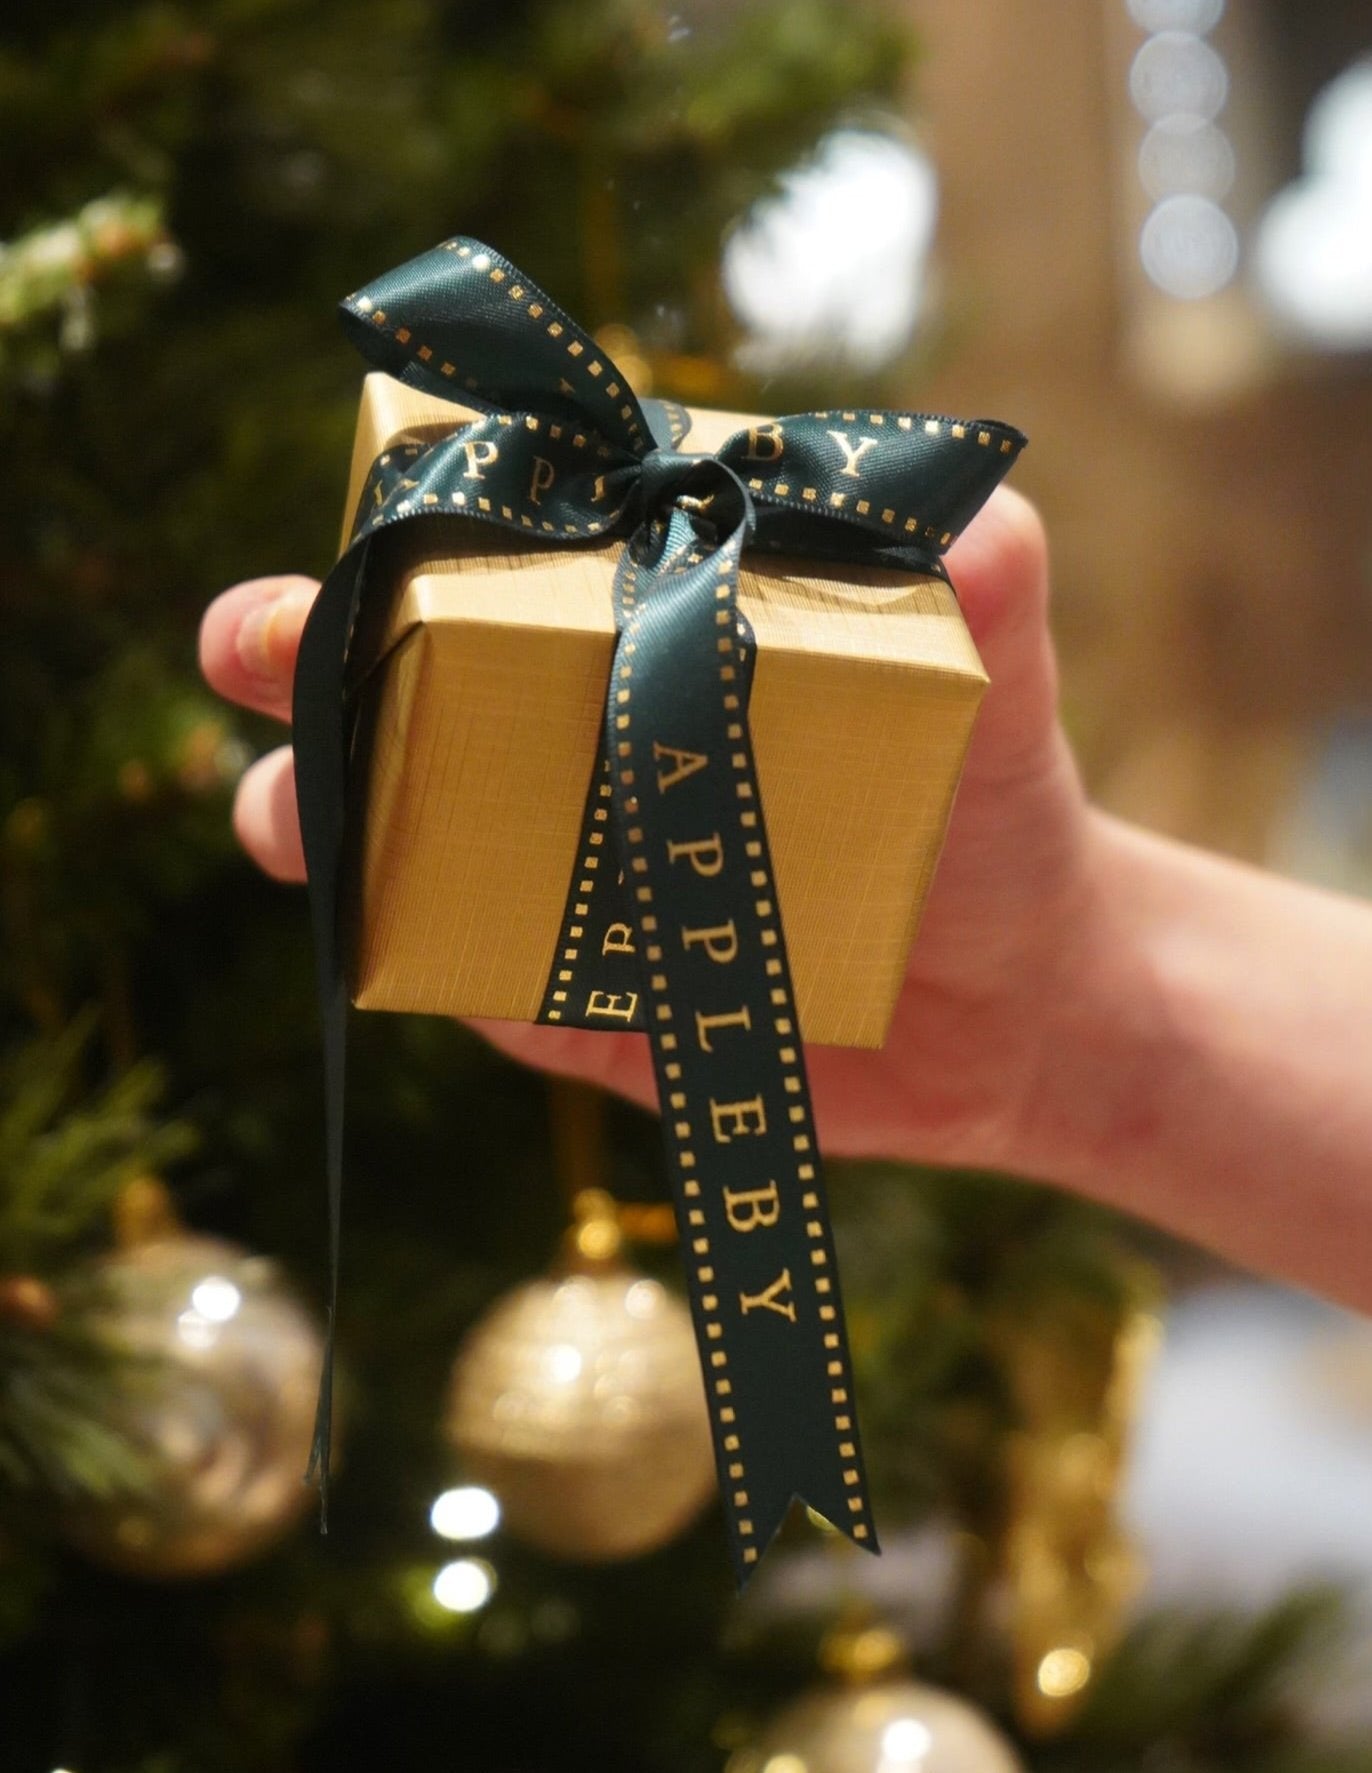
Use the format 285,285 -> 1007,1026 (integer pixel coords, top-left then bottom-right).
0,190 -> 174,381
0,1012 -> 196,1277
1038,1589 -> 1368,1770
0,1317 -> 158,1501
0,1018 -> 197,1503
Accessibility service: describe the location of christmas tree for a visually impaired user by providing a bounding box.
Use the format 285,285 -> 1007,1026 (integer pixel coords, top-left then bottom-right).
2,3 -> 1368,1769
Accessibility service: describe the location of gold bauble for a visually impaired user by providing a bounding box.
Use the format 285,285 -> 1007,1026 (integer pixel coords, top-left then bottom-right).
62,1236 -> 322,1579
729,1680 -> 1026,1773
1001,1305 -> 1161,1734
445,1263 -> 716,1561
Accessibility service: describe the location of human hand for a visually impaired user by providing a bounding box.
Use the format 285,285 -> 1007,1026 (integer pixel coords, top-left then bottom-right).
199,487 -> 1092,1172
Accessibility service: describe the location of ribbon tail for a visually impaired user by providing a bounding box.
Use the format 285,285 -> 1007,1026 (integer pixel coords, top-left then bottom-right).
293,538 -> 371,1528
604,499 -> 879,1586
728,1477 -> 883,1588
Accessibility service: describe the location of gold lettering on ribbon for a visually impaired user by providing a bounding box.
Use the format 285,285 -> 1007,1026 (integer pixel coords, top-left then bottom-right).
592,473 -> 608,505
741,423 -> 784,464
695,1005 -> 751,1052
826,431 -> 879,480
682,920 -> 738,965
602,922 -> 636,956
462,439 -> 500,480
528,456 -> 556,506
720,1175 -> 779,1225
653,742 -> 709,793
667,833 -> 724,877
586,989 -> 638,1021
711,1097 -> 767,1145
739,1267 -> 796,1322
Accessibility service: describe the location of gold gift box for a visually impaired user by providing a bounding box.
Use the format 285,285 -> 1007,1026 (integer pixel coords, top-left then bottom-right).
341,373 -> 987,1048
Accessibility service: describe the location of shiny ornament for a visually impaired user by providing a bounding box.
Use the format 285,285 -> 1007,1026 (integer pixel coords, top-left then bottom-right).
1002,1302 -> 1159,1733
445,1262 -> 716,1561
62,1236 -> 321,1579
730,1679 -> 1025,1773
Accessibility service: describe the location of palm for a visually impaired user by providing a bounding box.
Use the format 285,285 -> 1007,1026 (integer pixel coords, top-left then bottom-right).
477,490 -> 1083,1167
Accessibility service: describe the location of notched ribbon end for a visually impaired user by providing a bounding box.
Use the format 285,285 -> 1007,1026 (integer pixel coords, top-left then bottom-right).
729,1490 -> 880,1589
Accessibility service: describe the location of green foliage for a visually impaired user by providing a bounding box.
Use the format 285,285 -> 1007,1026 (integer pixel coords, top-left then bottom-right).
0,191 -> 172,378
0,1016 -> 194,1505
0,1304 -> 160,1503
831,1163 -> 1149,1536
1037,1590 -> 1372,1773
0,3 -> 917,1767
0,1015 -> 194,1277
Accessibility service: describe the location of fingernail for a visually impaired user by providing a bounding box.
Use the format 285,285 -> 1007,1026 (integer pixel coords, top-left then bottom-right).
236,586 -> 315,685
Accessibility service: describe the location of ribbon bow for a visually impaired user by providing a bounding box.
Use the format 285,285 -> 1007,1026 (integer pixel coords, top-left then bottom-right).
293,237 -> 1025,1583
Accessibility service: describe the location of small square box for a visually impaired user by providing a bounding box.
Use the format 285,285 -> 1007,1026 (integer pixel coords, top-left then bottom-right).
342,373 -> 987,1048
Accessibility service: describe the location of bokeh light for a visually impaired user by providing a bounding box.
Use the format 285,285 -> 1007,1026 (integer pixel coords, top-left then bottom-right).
1140,193 -> 1239,299
1130,31 -> 1228,125
1138,118 -> 1235,201
430,1485 -> 500,1541
1257,60 -> 1372,346
432,1557 -> 496,1613
1037,1645 -> 1093,1698
880,1716 -> 934,1762
723,129 -> 937,373
1129,0 -> 1237,301
190,1277 -> 242,1322
1127,0 -> 1224,34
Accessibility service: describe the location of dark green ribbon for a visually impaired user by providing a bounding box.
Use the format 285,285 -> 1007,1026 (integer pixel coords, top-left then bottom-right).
293,236 -> 1024,1582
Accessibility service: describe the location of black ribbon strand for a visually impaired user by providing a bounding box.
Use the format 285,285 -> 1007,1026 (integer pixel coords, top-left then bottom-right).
293,237 -> 1025,1582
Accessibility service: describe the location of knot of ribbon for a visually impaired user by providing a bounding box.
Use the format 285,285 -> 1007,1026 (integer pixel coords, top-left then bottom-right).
293,236 -> 1025,1583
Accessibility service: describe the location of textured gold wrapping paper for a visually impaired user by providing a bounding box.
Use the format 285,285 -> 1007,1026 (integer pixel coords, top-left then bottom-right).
341,373 -> 987,1048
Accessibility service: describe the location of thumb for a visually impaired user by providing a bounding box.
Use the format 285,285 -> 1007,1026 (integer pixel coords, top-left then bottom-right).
943,486 -> 1060,788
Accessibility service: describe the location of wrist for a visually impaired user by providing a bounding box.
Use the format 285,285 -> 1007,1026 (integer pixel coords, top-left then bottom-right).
1011,810 -> 1371,1285
1010,808 -> 1174,1205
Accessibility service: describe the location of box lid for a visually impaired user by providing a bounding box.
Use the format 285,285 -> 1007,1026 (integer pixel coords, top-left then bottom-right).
344,373 -> 988,691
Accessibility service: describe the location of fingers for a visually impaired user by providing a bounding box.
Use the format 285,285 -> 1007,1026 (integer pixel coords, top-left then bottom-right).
233,745 -> 306,882
198,579 -> 314,882
199,576 -> 320,723
201,500 -> 1054,950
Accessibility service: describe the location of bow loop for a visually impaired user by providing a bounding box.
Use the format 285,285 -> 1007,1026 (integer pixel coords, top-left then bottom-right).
714,412 -> 1027,566
347,413 -> 642,550
340,238 -> 655,457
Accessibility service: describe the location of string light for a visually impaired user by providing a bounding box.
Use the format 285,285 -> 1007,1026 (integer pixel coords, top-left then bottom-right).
880,1717 -> 935,1763
432,1557 -> 496,1613
1127,1 -> 1237,300
190,1277 -> 242,1322
1128,0 -> 1223,30
1257,59 -> 1372,348
1037,1645 -> 1093,1698
1140,194 -> 1238,299
429,1485 -> 500,1541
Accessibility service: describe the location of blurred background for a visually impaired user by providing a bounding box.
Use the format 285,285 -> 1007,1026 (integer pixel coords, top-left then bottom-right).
2,1 -> 1371,1768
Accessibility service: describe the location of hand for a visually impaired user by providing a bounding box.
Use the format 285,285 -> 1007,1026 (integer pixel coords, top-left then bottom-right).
199,488 -> 1092,1172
